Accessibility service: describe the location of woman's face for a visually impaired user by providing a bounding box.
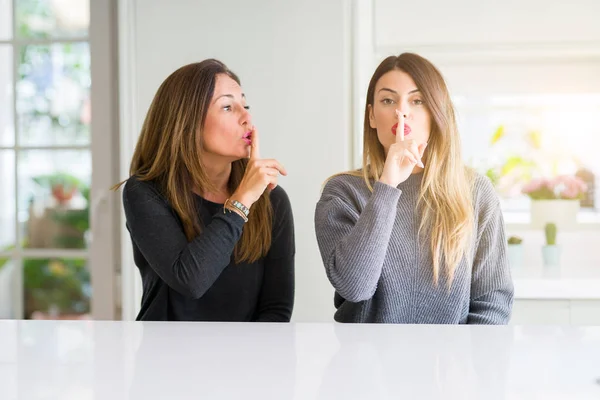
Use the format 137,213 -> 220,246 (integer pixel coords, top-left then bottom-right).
202,74 -> 253,161
369,69 -> 431,155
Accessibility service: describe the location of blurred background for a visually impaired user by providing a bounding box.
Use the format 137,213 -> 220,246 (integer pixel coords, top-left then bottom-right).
0,0 -> 599,325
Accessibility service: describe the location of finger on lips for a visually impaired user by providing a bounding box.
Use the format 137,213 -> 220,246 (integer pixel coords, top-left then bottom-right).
395,109 -> 405,142
250,126 -> 259,159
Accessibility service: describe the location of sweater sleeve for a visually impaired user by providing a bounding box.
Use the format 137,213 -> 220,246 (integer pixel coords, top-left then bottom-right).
467,177 -> 515,324
122,178 -> 245,300
314,178 -> 402,302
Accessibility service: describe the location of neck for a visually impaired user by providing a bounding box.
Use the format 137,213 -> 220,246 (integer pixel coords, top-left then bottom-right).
197,155 -> 232,203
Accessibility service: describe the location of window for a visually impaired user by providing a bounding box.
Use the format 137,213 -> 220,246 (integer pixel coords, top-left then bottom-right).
456,93 -> 600,213
0,0 -> 91,319
371,46 -> 600,217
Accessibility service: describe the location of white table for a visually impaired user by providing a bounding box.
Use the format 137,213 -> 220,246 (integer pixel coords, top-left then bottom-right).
1,321 -> 599,399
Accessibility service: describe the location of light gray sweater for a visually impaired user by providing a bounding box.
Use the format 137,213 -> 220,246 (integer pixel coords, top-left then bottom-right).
314,172 -> 514,324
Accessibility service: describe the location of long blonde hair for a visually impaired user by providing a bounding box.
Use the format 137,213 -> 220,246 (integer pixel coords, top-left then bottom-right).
337,53 -> 475,285
113,60 -> 272,263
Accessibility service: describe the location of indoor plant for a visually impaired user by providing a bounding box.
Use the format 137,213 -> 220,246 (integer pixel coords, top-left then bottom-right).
506,235 -> 523,268
542,222 -> 561,267
522,175 -> 587,229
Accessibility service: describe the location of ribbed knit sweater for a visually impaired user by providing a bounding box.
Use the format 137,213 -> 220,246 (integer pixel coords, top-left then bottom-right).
314,172 -> 513,324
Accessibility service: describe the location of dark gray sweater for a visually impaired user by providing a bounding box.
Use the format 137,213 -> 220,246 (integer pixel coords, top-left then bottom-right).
123,176 -> 295,322
314,172 -> 513,324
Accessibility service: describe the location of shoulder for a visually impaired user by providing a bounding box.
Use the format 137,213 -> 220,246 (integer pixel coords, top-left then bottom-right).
471,172 -> 502,225
122,176 -> 168,208
472,173 -> 500,207
268,186 -> 295,237
269,185 -> 292,213
320,172 -> 371,202
473,172 -> 498,202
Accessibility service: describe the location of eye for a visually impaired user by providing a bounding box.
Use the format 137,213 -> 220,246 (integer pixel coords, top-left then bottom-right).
223,105 -> 232,111
244,105 -> 251,110
381,98 -> 395,105
412,99 -> 424,106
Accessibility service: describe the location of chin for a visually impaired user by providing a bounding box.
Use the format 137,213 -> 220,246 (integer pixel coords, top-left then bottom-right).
215,153 -> 244,163
237,151 -> 250,161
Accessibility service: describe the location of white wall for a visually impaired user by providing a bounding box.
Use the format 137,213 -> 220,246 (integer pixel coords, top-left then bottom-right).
374,0 -> 600,47
121,0 -> 600,323
121,0 -> 355,321
373,0 -> 600,96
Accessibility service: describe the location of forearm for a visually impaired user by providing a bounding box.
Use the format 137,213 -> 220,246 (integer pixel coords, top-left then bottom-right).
468,179 -> 514,324
468,285 -> 514,325
315,182 -> 401,302
129,210 -> 245,299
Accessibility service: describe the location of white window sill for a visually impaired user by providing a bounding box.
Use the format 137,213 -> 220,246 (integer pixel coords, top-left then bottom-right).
504,210 -> 600,231
514,278 -> 600,300
512,260 -> 600,299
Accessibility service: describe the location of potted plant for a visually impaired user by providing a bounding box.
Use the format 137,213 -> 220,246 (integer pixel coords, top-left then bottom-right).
20,173 -> 91,319
506,235 -> 523,268
522,175 -> 587,230
542,222 -> 561,267
24,258 -> 91,319
28,173 -> 90,249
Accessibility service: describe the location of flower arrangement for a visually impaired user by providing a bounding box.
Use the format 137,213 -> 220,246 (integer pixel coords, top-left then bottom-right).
522,175 -> 587,200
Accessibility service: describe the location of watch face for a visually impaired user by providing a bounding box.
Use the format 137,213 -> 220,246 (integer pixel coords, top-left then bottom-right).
232,200 -> 249,216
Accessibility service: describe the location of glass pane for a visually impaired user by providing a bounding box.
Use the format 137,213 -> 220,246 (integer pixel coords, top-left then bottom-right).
0,45 -> 14,147
0,150 -> 15,251
18,150 -> 90,249
459,94 -> 600,211
0,258 -> 16,319
23,257 -> 91,319
16,0 -> 89,39
16,42 -> 91,146
0,0 -> 12,40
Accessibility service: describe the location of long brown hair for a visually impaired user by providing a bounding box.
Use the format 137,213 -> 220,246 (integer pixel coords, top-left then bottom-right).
113,59 -> 272,263
335,53 -> 475,285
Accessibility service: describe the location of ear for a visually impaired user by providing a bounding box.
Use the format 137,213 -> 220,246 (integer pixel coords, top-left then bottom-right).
368,104 -> 376,129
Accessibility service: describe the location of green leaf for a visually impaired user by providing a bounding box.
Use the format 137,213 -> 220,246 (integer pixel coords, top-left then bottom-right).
527,130 -> 542,149
485,168 -> 499,186
32,173 -> 83,190
490,125 -> 505,145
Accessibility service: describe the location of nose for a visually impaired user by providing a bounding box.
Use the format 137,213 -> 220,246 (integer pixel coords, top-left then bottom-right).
240,107 -> 252,127
395,106 -> 410,119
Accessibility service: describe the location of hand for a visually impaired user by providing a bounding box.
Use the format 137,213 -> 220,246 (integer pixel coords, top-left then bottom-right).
379,110 -> 427,187
231,126 -> 287,208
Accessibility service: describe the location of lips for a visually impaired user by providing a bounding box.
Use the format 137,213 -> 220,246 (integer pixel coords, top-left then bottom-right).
391,123 -> 411,136
242,131 -> 252,145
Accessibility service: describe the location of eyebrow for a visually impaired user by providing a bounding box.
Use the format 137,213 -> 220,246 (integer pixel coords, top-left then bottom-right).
377,88 -> 420,95
213,93 -> 246,103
